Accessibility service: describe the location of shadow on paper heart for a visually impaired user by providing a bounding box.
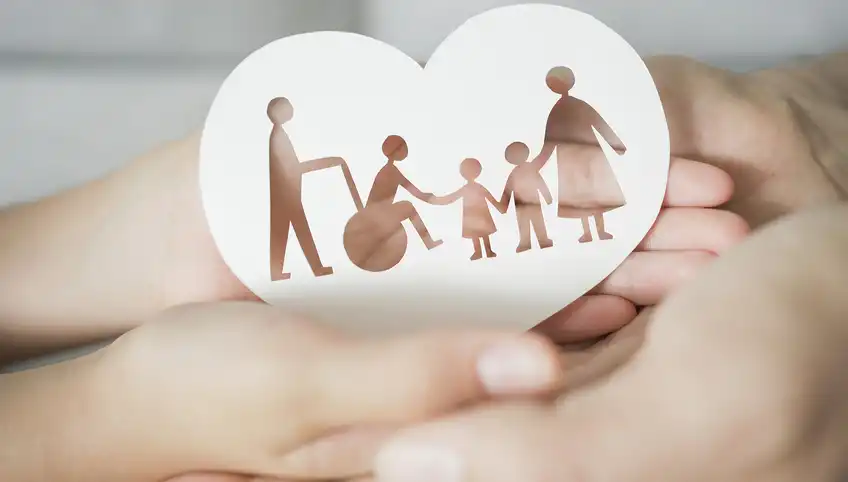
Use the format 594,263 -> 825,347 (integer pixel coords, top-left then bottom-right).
199,4 -> 669,334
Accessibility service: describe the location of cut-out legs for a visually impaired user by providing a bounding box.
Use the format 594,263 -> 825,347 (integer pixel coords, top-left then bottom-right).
470,235 -> 496,261
516,207 -> 554,253
271,208 -> 333,281
394,200 -> 443,250
578,212 -> 614,244
595,213 -> 614,240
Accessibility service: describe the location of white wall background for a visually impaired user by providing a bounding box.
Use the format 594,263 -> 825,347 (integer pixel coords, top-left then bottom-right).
1,0 -> 846,206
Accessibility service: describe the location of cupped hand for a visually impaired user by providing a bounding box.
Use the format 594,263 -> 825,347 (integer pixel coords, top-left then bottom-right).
535,53 -> 848,343
369,203 -> 848,482
90,302 -> 563,482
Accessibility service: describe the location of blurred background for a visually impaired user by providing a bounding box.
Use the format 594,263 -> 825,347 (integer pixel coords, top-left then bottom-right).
1,0 -> 846,205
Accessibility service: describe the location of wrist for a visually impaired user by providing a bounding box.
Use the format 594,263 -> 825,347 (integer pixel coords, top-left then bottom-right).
0,134 -> 196,353
0,351 -> 161,481
123,133 -> 255,308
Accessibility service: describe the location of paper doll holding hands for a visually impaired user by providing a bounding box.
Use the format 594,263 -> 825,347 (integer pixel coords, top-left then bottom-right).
430,158 -> 506,260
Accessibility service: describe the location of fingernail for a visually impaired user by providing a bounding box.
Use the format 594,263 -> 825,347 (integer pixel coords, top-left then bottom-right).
375,443 -> 463,482
477,339 -> 557,394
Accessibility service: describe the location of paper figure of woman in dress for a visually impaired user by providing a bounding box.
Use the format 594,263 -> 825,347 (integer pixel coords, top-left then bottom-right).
532,66 -> 628,243
430,158 -> 506,260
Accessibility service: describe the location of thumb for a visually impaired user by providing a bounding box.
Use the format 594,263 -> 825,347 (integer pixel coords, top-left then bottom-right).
267,329 -> 564,479
370,364 -> 666,482
369,329 -> 721,482
305,330 -> 564,427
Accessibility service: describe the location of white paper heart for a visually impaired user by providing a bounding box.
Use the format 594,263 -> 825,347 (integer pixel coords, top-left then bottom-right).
199,4 -> 669,335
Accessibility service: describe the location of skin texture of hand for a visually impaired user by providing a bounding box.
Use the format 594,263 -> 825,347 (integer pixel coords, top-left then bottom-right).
645,54 -> 848,227
11,302 -> 562,482
535,52 -> 848,344
370,202 -> 848,482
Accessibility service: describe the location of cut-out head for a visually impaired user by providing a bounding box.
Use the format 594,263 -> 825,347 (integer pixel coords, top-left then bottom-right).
546,66 -> 575,95
505,141 -> 530,165
382,135 -> 409,162
267,97 -> 294,124
460,158 -> 483,181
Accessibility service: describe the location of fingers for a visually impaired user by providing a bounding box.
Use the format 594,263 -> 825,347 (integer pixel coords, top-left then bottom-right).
369,331 -> 670,482
537,204 -> 748,340
508,143 -> 732,209
373,403 -> 566,482
589,207 -> 748,307
557,308 -> 653,391
638,207 -> 750,252
372,381 -> 671,482
534,192 -> 746,342
271,425 -> 399,480
533,295 -> 635,343
663,158 -> 734,207
267,330 -> 563,479
300,330 -> 564,429
593,250 -> 715,305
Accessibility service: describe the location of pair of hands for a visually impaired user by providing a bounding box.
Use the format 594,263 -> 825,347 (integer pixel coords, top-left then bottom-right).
96,54 -> 846,481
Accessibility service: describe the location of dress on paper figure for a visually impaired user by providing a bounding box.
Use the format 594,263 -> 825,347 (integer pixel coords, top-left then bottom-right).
532,66 -> 629,243
431,158 -> 506,260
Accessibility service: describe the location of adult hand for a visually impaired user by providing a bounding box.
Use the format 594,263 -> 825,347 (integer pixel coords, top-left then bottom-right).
82,302 -> 563,482
649,54 -> 848,228
535,52 -> 848,344
371,203 -> 848,482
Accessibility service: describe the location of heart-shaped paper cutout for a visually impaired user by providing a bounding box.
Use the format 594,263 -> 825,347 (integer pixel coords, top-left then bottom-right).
200,4 -> 669,334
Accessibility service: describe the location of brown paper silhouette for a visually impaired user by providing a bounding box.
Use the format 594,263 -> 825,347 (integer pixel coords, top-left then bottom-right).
533,66 -> 628,243
430,158 -> 506,260
266,66 -> 631,277
500,141 -> 555,252
343,135 -> 444,272
268,97 -> 363,281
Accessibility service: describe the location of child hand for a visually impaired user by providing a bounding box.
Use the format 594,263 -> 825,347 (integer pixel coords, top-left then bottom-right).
93,301 -> 562,481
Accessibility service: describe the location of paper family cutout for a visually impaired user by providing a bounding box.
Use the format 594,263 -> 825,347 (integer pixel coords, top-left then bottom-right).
269,65 -> 627,281
198,3 -> 670,334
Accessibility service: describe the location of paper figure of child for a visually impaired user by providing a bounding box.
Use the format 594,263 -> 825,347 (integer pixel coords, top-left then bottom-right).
500,141 -> 555,253
431,158 -> 506,261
